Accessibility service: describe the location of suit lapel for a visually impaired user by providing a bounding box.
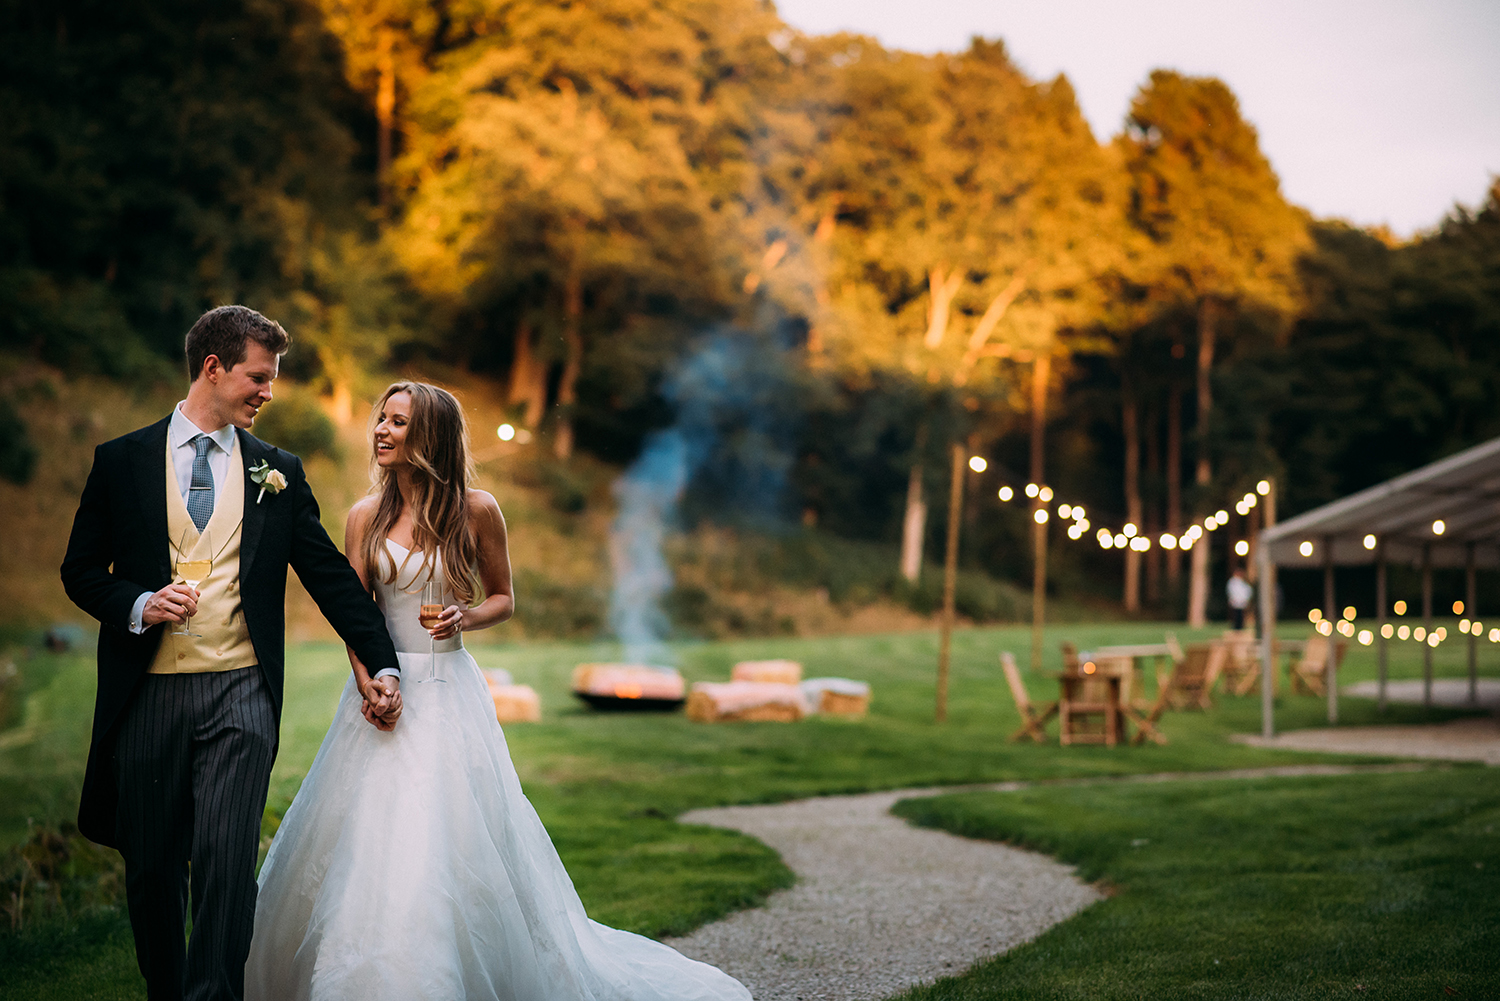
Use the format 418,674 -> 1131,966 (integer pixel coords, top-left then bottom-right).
132,417 -> 172,584
238,430 -> 267,578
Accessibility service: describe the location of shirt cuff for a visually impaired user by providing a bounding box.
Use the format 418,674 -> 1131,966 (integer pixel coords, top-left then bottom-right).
372,668 -> 401,681
128,592 -> 152,634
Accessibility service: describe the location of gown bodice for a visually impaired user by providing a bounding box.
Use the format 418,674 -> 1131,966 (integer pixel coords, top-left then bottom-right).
372,539 -> 463,654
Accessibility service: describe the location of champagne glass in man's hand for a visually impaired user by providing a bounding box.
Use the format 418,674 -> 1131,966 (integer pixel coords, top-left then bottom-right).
173,529 -> 212,637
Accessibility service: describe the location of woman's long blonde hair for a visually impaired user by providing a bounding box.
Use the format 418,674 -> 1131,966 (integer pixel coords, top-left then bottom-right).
360,382 -> 479,604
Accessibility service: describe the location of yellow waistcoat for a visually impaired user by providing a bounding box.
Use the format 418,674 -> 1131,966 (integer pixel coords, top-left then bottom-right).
148,435 -> 259,674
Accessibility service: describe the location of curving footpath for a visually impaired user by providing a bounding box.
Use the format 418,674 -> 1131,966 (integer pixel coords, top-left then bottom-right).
665,765 -> 1426,1001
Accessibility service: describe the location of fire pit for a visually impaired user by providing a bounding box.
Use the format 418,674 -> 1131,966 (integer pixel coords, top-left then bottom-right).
570,663 -> 686,711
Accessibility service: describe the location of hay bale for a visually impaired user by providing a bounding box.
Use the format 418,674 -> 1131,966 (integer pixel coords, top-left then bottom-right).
481,667 -> 514,686
686,681 -> 807,723
800,678 -> 871,717
731,659 -> 803,684
488,683 -> 541,723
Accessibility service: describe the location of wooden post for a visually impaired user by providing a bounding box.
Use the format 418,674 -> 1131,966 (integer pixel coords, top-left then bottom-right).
1422,545 -> 1434,708
1258,534 -> 1276,739
1376,543 -> 1388,712
936,444 -> 964,723
1323,536 -> 1337,724
1030,506 -> 1048,676
1467,543 -> 1478,706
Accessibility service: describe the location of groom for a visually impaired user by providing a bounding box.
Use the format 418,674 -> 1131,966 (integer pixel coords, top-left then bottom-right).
61,305 -> 402,1001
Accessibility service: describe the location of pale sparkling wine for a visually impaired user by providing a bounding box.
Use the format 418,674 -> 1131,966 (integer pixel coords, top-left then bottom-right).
178,560 -> 212,585
419,604 -> 443,629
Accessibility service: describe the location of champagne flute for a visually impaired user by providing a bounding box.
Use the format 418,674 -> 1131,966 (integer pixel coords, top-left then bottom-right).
418,579 -> 446,684
173,529 -> 212,637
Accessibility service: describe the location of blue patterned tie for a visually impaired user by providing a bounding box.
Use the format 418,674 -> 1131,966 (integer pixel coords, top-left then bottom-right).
186,434 -> 215,532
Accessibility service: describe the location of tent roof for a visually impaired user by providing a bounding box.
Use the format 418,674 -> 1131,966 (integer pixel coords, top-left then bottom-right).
1260,436 -> 1500,569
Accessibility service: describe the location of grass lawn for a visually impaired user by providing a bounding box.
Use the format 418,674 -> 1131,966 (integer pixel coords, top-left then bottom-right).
891,767 -> 1500,1000
1,619 -> 1490,999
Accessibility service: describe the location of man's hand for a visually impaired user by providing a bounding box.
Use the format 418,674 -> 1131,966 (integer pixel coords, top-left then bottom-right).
141,584 -> 199,626
361,676 -> 402,731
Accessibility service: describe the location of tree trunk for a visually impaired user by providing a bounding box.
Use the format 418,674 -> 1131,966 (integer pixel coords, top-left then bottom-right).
1122,377 -> 1142,613
553,259 -> 584,460
899,461 -> 927,583
508,318 -> 547,429
375,26 -> 395,210
1144,400 -> 1162,604
1166,382 -> 1183,584
1187,297 -> 1219,627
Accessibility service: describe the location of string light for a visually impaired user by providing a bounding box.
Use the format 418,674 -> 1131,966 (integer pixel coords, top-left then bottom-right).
1453,600 -> 1465,615
1380,623 -> 1393,639
1058,503 -> 1072,519
497,423 -> 516,441
968,456 -> 988,473
1490,628 -> 1500,642
1123,523 -> 1138,538
1358,629 -> 1373,646
1460,619 -> 1471,634
1308,609 -> 1323,623
1317,619 -> 1333,636
998,486 -> 1014,501
1038,486 -> 1054,502
1160,533 -> 1177,550
1113,532 -> 1128,548
1299,541 -> 1314,557
1394,600 -> 1407,615
1398,625 -> 1411,640
1025,483 -> 1039,498
1433,519 -> 1446,535
1343,606 -> 1356,620
1234,540 -> 1249,556
1256,480 -> 1270,495
1363,534 -> 1377,549
1413,626 -> 1426,641
1215,509 -> 1228,522
1034,509 -> 1049,524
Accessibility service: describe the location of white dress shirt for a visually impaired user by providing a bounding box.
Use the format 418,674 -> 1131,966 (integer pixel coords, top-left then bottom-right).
127,404 -> 237,633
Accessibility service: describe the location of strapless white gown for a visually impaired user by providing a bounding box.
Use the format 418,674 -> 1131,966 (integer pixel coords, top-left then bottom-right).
245,541 -> 749,1001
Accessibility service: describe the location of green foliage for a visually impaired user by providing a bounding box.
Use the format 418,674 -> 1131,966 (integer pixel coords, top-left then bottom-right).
892,768 -> 1500,1000
250,384 -> 339,460
0,399 -> 37,485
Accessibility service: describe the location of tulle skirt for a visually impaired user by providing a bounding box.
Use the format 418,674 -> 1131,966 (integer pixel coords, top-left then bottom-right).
245,649 -> 749,1001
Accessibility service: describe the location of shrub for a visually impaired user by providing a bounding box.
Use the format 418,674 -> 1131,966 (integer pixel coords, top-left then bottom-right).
252,384 -> 338,460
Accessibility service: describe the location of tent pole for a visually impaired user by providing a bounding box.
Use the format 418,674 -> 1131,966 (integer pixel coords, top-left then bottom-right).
1467,543 -> 1478,706
1324,535 -> 1337,724
1376,543 -> 1388,712
1422,544 -> 1434,709
1259,536 -> 1275,739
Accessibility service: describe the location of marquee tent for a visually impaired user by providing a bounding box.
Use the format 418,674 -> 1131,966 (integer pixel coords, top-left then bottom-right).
1255,436 -> 1500,737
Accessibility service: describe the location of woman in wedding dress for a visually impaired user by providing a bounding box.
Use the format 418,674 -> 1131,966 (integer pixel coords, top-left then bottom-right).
245,382 -> 749,1001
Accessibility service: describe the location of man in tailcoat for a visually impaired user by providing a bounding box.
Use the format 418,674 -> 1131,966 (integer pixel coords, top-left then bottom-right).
61,305 -> 402,1001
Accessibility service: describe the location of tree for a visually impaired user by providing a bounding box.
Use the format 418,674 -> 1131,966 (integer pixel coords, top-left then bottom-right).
1120,71 -> 1308,625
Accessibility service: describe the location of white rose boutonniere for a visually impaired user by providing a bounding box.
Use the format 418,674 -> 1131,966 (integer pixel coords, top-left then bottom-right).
249,460 -> 288,504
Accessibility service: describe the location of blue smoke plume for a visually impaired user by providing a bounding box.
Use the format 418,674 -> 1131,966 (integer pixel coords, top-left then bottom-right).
607,329 -> 798,663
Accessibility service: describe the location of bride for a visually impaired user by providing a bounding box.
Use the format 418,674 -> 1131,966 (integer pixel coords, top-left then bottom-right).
245,382 -> 749,1001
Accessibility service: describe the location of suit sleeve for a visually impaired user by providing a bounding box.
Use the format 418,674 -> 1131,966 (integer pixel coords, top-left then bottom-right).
61,444 -> 155,630
284,456 -> 401,676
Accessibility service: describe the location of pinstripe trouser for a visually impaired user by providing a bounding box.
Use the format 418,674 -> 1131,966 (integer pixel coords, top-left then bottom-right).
114,667 -> 277,1001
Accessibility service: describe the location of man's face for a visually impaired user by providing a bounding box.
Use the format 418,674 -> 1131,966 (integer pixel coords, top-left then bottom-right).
206,343 -> 279,429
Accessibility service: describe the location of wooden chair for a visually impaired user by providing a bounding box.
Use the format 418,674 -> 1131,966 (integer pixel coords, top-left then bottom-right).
1220,629 -> 1259,695
1057,644 -> 1122,746
1290,634 -> 1349,696
1001,651 -> 1058,743
1164,642 -> 1226,711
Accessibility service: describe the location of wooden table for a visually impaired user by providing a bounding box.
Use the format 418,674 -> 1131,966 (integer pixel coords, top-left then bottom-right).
1082,643 -> 1176,701
1056,671 -> 1124,746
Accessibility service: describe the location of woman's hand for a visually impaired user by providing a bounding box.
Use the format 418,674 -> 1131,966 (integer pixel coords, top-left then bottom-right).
428,603 -> 465,641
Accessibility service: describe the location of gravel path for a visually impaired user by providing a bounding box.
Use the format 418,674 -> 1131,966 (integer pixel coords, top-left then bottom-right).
663,765 -> 1419,1001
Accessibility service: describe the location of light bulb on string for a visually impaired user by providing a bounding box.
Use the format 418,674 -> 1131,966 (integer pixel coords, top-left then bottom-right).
998,486 -> 1014,502
1256,480 -> 1270,495
1160,534 -> 1177,550
1034,509 -> 1049,524
1038,486 -> 1054,502
1025,483 -> 1039,498
1234,540 -> 1249,556
1299,541 -> 1314,557
968,456 -> 987,473
1123,523 -> 1138,538
1363,534 -> 1377,550
1058,503 -> 1073,519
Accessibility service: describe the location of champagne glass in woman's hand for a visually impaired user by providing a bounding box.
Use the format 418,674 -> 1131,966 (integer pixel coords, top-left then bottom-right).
173,529 -> 212,637
418,580 -> 446,684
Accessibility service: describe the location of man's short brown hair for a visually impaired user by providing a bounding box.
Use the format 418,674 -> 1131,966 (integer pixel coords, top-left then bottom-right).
184,305 -> 291,381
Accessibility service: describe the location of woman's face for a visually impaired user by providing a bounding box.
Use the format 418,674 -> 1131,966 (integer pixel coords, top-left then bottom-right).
374,392 -> 413,468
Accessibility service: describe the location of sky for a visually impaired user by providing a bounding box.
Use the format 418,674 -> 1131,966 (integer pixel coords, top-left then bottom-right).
772,0 -> 1500,236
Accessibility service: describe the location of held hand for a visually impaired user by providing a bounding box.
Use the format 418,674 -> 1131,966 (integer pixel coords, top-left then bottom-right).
428,604 -> 465,641
361,676 -> 402,731
142,583 -> 199,626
